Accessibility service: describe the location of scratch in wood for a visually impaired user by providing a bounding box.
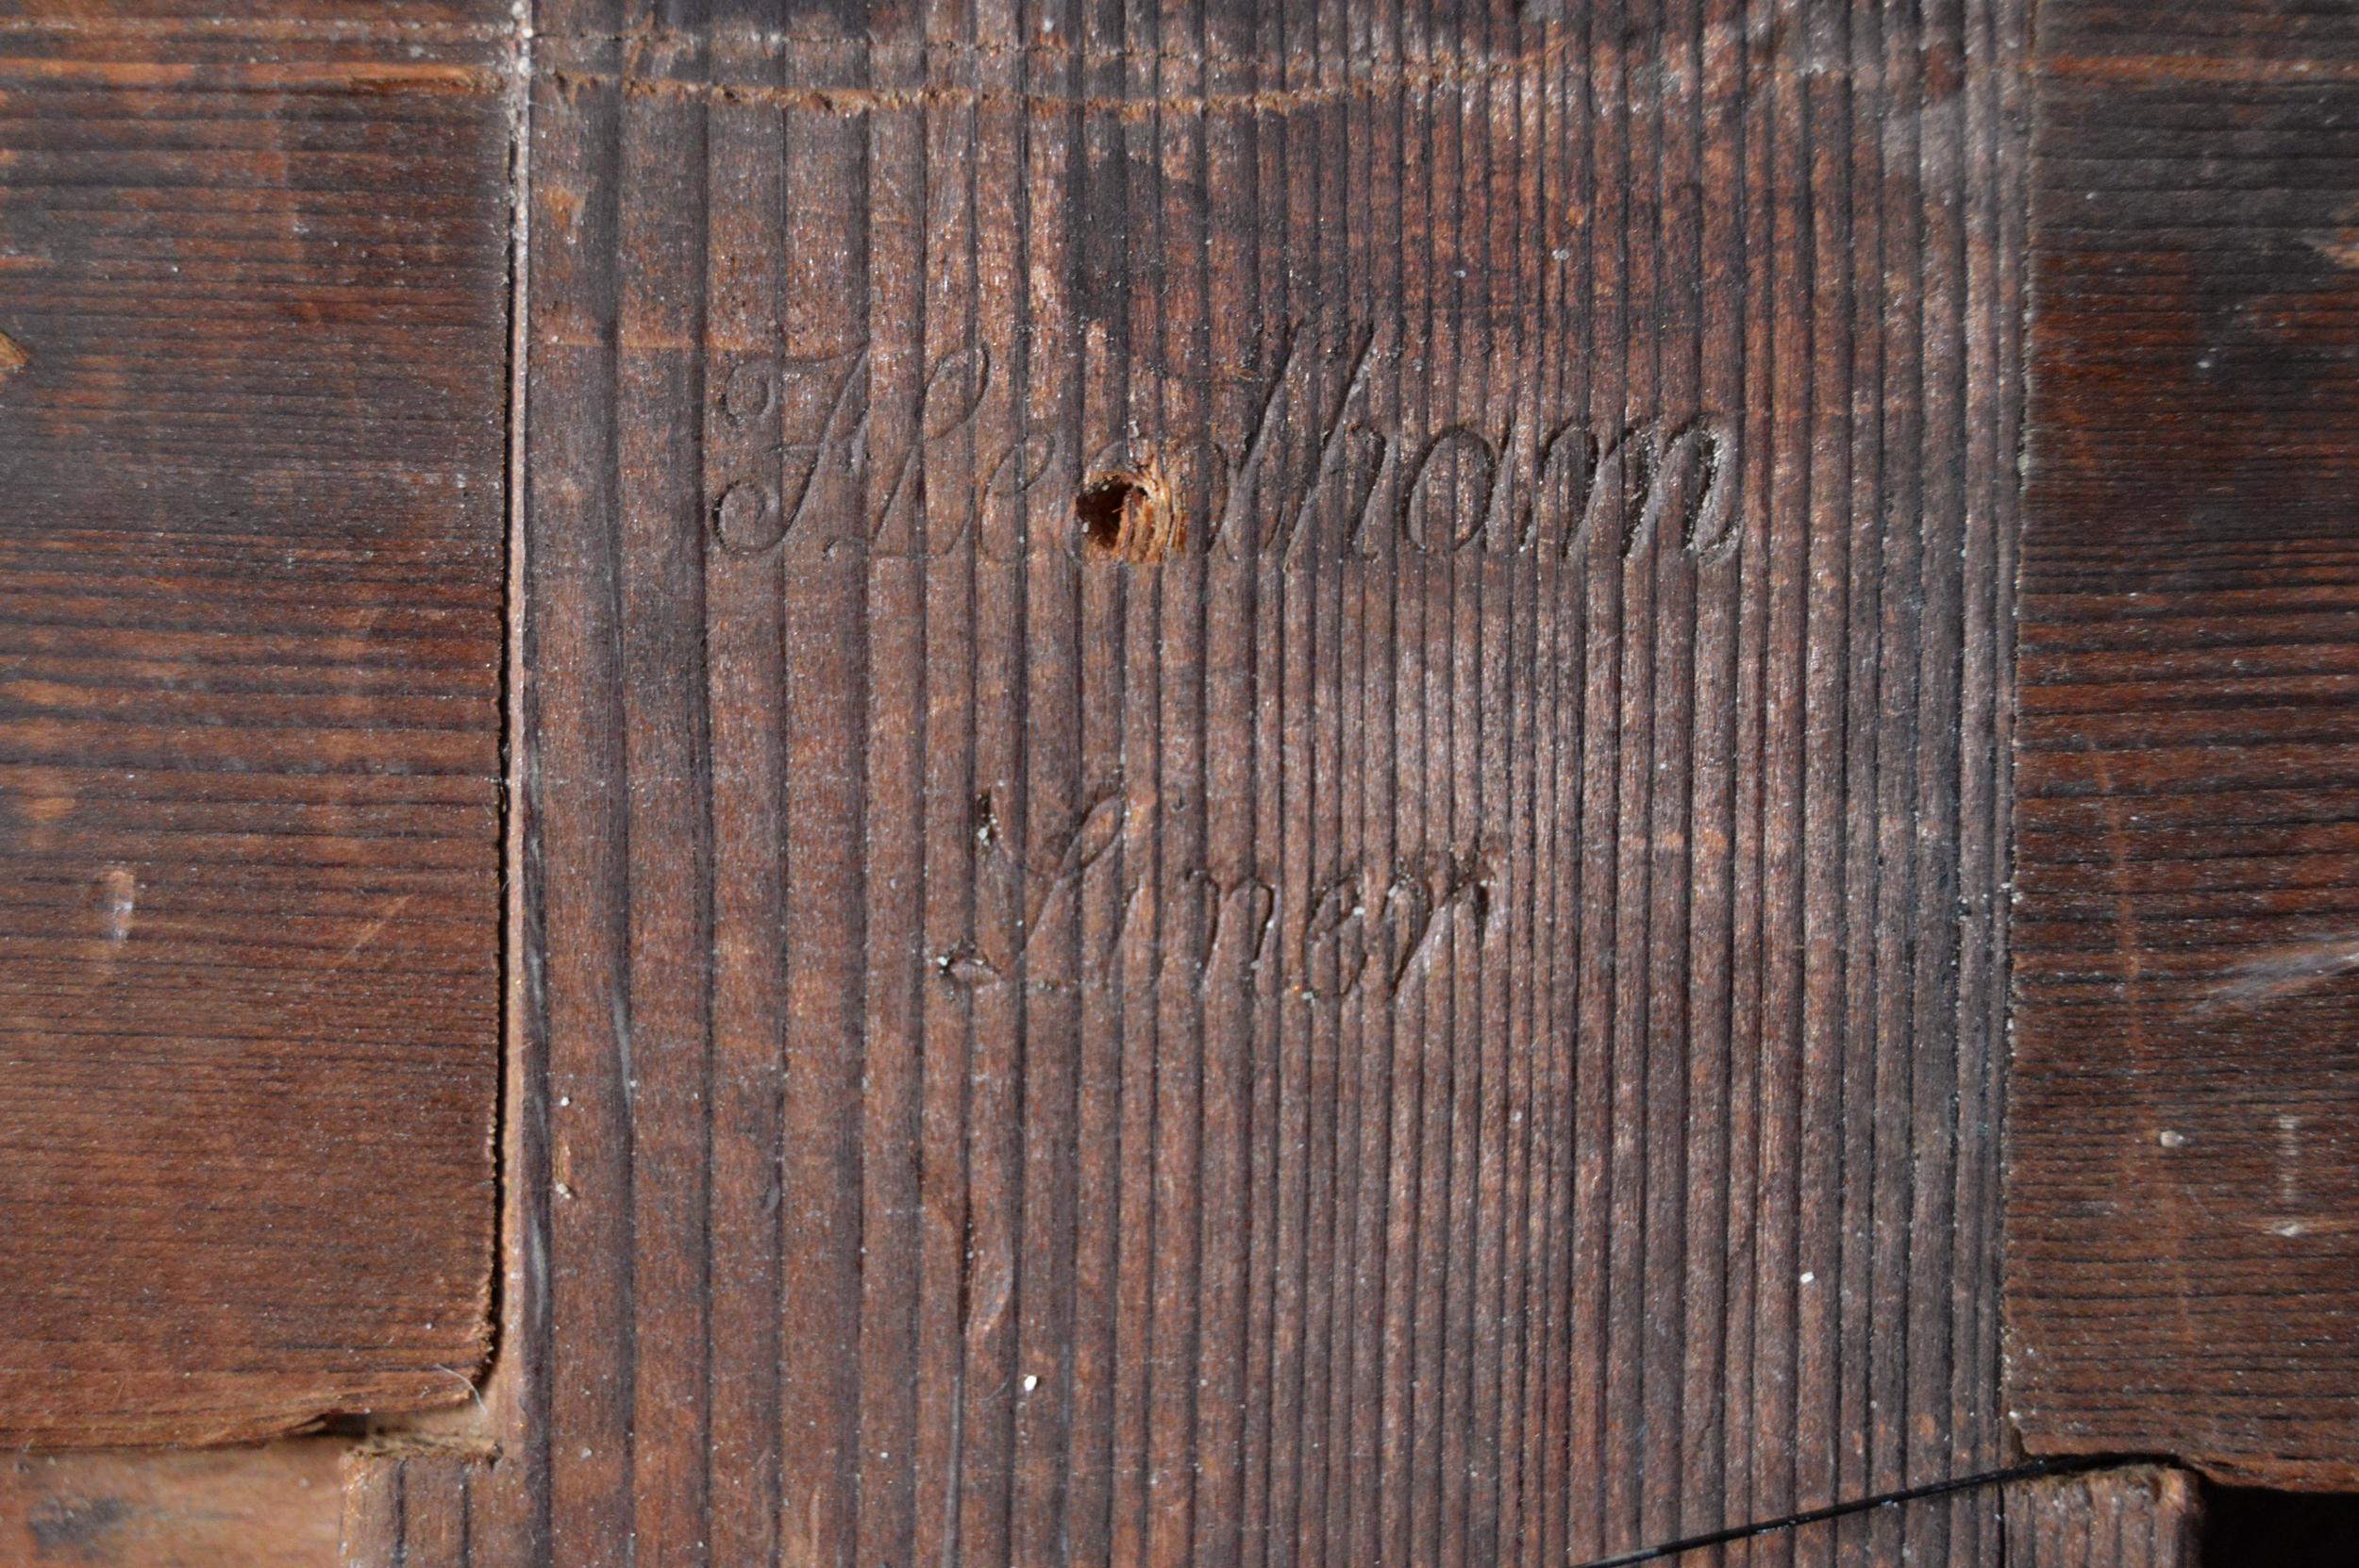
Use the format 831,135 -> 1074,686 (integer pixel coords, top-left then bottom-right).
2195,933 -> 2359,1015
314,892 -> 416,980
548,32 -> 1599,122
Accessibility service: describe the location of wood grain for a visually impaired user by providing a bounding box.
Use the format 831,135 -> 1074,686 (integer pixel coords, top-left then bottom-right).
491,0 -> 2027,1561
0,7 -> 510,1445
341,1445 -> 492,1568
0,1444 -> 343,1568
2001,1469 -> 2200,1568
2008,0 -> 2359,1489
1580,1483 -> 2006,1567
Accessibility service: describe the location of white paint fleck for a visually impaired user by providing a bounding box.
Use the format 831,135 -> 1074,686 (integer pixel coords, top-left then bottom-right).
98,865 -> 136,945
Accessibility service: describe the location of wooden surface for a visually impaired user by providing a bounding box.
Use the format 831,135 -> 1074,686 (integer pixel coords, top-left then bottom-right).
491,0 -> 2027,1562
0,1444 -> 343,1568
10,0 -> 2355,1548
2007,0 -> 2359,1489
2001,1469 -> 2200,1568
0,6 -> 510,1444
341,1446 -> 491,1568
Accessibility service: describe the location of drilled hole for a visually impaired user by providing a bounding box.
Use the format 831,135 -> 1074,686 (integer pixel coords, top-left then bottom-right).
1077,476 -> 1139,553
1076,464 -> 1180,564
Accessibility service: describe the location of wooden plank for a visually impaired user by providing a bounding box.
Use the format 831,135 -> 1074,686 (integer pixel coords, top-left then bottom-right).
487,0 -> 2027,1561
2002,1469 -> 2201,1568
0,1444 -> 343,1568
2008,0 -> 2359,1489
1635,1484 -> 2008,1567
0,6 -> 511,1445
340,1445 -> 491,1568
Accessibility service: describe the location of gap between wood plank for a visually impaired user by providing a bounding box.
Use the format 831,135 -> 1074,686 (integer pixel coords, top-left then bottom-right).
1569,1457 -> 2165,1568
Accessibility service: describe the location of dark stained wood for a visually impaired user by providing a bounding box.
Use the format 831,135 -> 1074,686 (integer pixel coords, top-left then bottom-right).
486,0 -> 2027,1561
1633,1484 -> 2007,1567
340,1445 -> 491,1568
2008,0 -> 2359,1490
2001,1469 -> 2201,1568
0,6 -> 511,1446
0,1444 -> 343,1568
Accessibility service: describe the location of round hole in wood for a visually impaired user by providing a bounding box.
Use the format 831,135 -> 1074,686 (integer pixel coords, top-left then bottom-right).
1076,463 -> 1181,564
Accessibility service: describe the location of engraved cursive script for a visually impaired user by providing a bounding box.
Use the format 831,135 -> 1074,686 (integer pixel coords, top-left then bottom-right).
707,318 -> 1738,565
